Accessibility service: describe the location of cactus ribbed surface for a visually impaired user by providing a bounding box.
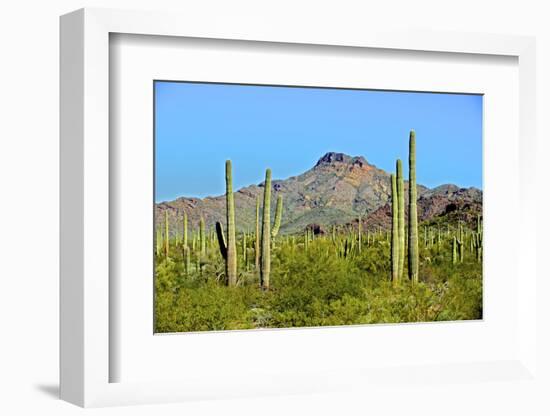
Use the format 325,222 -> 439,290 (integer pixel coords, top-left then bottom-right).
396,159 -> 405,280
477,215 -> 482,234
459,223 -> 464,263
255,195 -> 260,269
243,232 -> 247,269
164,211 -> 170,257
183,211 -> 188,249
260,169 -> 272,290
184,246 -> 190,275
200,216 -> 206,257
156,227 -> 161,256
407,130 -> 419,283
357,216 -> 362,254
271,195 -> 283,238
225,160 -> 237,286
391,174 -> 400,284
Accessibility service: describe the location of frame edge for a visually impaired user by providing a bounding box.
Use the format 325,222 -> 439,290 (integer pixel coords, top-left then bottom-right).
59,8 -> 85,407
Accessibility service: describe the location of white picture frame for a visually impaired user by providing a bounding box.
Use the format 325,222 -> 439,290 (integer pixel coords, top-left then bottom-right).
60,7 -> 538,408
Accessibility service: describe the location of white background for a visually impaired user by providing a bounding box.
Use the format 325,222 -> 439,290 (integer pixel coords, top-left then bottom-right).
1,1 -> 549,415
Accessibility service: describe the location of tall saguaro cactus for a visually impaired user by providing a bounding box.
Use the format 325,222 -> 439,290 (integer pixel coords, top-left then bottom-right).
164,210 -> 170,257
182,211 -> 188,249
199,216 -> 206,257
156,227 -> 161,257
260,168 -> 272,290
255,195 -> 260,269
225,160 -> 237,286
452,236 -> 458,264
391,174 -> 400,284
396,159 -> 405,280
408,130 -> 419,283
357,215 -> 362,254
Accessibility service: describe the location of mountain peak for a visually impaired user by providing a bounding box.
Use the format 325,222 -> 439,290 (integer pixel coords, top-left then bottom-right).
315,152 -> 368,168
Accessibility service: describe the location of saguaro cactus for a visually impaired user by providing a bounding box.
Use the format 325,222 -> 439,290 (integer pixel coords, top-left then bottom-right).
271,195 -> 283,238
182,211 -> 188,249
260,168 -> 272,290
199,216 -> 206,257
357,215 -> 362,254
475,232 -> 482,263
156,227 -> 161,256
184,246 -> 190,275
458,223 -> 464,263
396,159 -> 405,280
452,236 -> 458,264
255,195 -> 260,269
225,160 -> 237,286
391,173 -> 400,284
408,130 -> 419,283
243,232 -> 247,269
164,210 -> 170,257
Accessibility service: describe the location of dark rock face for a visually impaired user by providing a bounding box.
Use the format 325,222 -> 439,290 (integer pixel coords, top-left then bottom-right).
156,152 -> 482,235
358,185 -> 482,232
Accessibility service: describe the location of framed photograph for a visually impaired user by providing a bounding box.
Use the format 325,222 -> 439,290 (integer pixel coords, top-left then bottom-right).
152,80 -> 484,334
60,8 -> 538,408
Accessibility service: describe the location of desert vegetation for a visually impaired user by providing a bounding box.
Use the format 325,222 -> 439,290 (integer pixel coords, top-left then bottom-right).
155,130 -> 483,332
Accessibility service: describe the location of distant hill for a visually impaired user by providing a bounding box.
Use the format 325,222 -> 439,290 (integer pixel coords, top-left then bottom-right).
156,152 -> 482,235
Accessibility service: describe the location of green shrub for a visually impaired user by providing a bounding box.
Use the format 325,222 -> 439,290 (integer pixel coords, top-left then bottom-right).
154,225 -> 483,332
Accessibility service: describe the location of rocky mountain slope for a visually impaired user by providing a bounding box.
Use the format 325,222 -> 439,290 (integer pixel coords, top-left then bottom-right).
156,152 -> 482,235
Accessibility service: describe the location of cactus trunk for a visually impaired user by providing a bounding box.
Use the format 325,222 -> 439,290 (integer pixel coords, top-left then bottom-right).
184,246 -> 190,275
452,236 -> 458,264
164,211 -> 170,257
183,211 -> 188,249
225,160 -> 237,286
358,216 -> 362,254
396,159 -> 405,280
199,217 -> 206,257
391,174 -> 400,284
255,195 -> 260,269
260,169 -> 272,290
243,232 -> 247,268
408,130 -> 419,283
156,227 -> 161,256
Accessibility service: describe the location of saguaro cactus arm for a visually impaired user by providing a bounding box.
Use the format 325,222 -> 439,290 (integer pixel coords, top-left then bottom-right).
271,195 -> 283,238
215,221 -> 227,261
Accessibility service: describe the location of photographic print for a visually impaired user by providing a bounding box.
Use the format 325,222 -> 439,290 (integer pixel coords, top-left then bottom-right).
154,81 -> 483,333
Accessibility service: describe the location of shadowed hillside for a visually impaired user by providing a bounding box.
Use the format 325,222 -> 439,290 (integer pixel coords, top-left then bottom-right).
156,152 -> 481,235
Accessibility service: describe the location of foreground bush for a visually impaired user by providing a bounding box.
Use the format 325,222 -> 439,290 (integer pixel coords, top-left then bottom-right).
155,235 -> 482,332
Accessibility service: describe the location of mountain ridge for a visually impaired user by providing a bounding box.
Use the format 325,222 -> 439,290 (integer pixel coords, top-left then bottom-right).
156,152 -> 482,235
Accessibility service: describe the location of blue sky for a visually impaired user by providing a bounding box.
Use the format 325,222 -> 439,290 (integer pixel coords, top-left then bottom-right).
155,81 -> 482,202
